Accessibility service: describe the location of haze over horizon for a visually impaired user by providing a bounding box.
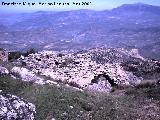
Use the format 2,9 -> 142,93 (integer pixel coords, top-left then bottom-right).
0,0 -> 160,13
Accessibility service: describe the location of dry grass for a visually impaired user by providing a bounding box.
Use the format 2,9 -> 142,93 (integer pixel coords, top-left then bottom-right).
0,75 -> 160,120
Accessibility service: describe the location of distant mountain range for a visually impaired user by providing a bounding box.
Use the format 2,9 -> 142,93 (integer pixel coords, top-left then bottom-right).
0,3 -> 160,59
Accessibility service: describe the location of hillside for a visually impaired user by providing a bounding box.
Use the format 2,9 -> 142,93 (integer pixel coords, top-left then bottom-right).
0,68 -> 160,120
0,46 -> 160,119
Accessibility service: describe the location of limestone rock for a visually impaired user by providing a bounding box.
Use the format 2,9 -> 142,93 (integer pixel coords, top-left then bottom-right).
88,79 -> 112,92
0,93 -> 36,120
18,48 -> 142,91
0,66 -> 9,75
11,67 -> 45,85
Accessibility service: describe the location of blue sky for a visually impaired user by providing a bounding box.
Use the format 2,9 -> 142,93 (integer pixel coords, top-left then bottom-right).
0,0 -> 160,12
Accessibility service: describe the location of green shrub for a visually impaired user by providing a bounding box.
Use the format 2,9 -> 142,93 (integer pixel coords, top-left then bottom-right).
0,48 -> 4,51
136,80 -> 156,89
27,48 -> 37,55
8,51 -> 22,61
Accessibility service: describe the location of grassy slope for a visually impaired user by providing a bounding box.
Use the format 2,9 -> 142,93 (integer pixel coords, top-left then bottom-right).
0,75 -> 160,120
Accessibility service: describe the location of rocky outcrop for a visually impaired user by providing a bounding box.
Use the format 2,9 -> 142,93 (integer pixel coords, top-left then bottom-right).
88,76 -> 112,92
0,93 -> 36,120
11,67 -> 45,85
18,49 -> 142,92
0,66 -> 9,75
121,60 -> 160,79
82,48 -> 145,64
0,49 -> 8,62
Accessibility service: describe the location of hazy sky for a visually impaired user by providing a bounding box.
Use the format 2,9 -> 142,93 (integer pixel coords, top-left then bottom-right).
0,0 -> 160,12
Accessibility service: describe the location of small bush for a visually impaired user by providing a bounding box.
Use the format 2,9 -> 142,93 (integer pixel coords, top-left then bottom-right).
57,53 -> 64,57
27,48 -> 36,55
81,102 -> 93,111
68,81 -> 80,88
8,51 -> 22,61
0,48 -> 4,51
136,80 -> 156,89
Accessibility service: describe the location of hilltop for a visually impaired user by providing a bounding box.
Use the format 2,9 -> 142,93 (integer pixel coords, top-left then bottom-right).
0,47 -> 160,120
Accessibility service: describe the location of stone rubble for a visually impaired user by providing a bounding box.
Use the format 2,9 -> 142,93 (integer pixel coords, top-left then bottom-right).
0,66 -> 9,75
84,48 -> 145,64
0,93 -> 36,120
11,67 -> 45,85
88,79 -> 112,92
0,49 -> 8,62
18,49 -> 142,91
0,65 -> 56,86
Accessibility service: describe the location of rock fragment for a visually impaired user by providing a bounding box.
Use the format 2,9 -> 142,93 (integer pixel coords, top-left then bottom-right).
0,93 -> 36,120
